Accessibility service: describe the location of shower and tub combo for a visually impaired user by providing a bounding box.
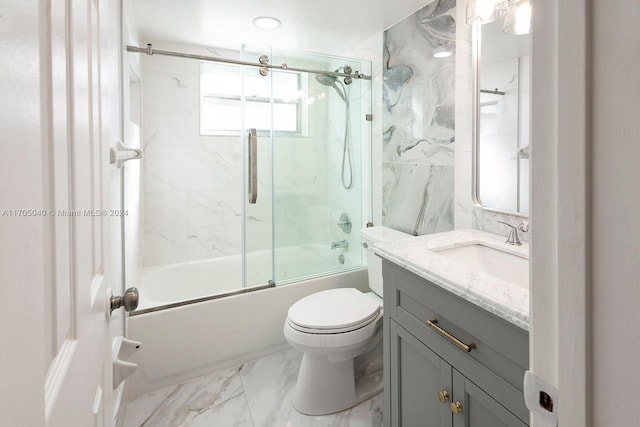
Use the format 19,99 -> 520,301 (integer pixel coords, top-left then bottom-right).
122,41 -> 377,402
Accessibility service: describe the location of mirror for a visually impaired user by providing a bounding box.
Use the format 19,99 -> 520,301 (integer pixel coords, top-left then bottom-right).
472,19 -> 530,216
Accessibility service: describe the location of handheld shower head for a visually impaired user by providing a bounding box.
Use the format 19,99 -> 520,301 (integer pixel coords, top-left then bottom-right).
315,72 -> 346,102
315,73 -> 338,87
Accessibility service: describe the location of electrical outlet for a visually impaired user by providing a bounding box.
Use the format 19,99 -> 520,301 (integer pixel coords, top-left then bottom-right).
524,371 -> 558,426
539,390 -> 554,412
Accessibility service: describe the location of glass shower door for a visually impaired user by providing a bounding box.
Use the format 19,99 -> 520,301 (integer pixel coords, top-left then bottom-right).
270,51 -> 370,284
198,50 -> 274,294
242,48 -> 275,288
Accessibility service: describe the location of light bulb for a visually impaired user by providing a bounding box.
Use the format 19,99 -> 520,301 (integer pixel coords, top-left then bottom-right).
466,0 -> 509,24
504,0 -> 531,35
252,17 -> 281,30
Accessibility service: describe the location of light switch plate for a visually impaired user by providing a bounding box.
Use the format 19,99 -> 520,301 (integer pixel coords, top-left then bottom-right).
523,370 -> 558,426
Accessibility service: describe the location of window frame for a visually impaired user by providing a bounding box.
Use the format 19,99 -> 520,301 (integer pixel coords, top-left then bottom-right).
199,61 -> 309,137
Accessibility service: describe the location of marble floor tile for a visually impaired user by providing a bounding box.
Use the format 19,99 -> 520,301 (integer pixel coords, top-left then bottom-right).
124,365 -> 244,426
188,393 -> 253,427
239,349 -> 303,427
123,349 -> 383,427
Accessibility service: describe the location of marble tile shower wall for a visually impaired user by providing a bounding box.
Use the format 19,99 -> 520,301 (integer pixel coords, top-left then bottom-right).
273,125 -> 328,251
325,79 -> 367,258
142,40 -> 243,267
382,0 -> 456,236
141,40 -> 331,267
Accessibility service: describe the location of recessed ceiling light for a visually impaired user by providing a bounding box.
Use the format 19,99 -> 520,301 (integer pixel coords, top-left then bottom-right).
433,46 -> 453,58
253,16 -> 281,30
433,51 -> 452,58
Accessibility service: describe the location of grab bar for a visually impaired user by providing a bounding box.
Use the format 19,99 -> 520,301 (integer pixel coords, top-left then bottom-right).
248,128 -> 257,204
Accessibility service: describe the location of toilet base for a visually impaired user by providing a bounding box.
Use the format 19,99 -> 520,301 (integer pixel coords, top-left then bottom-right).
292,352 -> 383,416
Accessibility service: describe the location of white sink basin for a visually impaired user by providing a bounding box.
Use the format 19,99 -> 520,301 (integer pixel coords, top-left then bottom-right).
433,244 -> 529,289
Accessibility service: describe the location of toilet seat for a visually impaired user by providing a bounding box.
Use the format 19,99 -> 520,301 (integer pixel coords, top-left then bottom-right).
287,288 -> 381,334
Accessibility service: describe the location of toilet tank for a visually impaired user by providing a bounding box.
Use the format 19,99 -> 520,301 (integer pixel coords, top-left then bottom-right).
361,226 -> 413,297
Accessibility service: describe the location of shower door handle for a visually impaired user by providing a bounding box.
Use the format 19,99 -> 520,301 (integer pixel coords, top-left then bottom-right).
248,128 -> 257,204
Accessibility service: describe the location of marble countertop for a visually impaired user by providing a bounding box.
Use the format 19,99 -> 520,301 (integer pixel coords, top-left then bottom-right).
373,229 -> 530,331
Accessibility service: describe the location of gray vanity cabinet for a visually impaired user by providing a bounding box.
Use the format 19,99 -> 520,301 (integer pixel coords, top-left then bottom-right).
383,260 -> 529,427
452,369 -> 527,427
389,321 -> 452,426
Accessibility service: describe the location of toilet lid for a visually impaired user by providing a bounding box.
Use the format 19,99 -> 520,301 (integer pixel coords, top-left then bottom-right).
287,288 -> 381,331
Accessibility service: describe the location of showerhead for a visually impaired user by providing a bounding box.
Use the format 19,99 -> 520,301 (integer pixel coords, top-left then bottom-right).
315,72 -> 346,101
315,73 -> 338,87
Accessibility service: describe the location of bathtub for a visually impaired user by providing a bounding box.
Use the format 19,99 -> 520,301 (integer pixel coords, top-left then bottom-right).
135,245 -> 363,312
126,255 -> 368,398
136,256 -> 244,311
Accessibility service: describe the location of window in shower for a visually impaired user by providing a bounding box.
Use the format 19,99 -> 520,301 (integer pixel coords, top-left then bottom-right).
200,61 -> 308,136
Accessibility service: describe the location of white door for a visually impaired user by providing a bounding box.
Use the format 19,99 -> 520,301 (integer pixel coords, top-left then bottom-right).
0,1 -> 124,424
42,0 -> 123,425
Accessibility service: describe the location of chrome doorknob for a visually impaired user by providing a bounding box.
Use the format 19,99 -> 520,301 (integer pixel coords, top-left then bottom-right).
110,287 -> 139,314
450,401 -> 463,415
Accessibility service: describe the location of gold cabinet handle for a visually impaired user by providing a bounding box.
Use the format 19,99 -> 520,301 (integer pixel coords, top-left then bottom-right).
437,390 -> 450,403
450,401 -> 463,415
426,319 -> 477,353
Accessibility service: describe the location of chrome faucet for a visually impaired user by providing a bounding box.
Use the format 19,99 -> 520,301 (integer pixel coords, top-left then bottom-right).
497,220 -> 529,246
331,239 -> 349,250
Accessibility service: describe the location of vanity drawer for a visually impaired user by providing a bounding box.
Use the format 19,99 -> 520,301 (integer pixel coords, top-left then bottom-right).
383,260 -> 529,420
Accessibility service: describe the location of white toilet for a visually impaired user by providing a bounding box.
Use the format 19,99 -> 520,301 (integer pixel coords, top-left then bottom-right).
283,226 -> 412,415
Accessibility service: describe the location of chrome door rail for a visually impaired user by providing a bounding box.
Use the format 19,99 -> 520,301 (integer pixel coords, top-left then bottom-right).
127,44 -> 371,81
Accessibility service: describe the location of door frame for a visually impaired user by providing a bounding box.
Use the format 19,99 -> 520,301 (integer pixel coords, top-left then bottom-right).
530,0 -> 590,425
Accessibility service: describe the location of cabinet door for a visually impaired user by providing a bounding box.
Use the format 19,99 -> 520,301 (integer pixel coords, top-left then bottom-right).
390,321 -> 452,427
451,369 -> 528,427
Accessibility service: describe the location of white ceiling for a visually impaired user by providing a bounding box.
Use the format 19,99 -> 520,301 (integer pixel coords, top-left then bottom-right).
130,0 -> 433,56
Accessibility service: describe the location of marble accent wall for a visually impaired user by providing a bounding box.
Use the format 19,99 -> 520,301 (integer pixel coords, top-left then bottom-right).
382,0 -> 456,236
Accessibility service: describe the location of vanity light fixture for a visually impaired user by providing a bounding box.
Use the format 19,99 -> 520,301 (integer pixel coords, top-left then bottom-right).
252,16 -> 281,30
433,45 -> 453,58
465,0 -> 509,24
503,0 -> 531,35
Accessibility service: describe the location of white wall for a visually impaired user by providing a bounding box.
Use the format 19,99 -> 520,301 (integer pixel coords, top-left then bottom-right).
590,2 -> 640,424
530,0 -> 560,423
532,1 -> 640,425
